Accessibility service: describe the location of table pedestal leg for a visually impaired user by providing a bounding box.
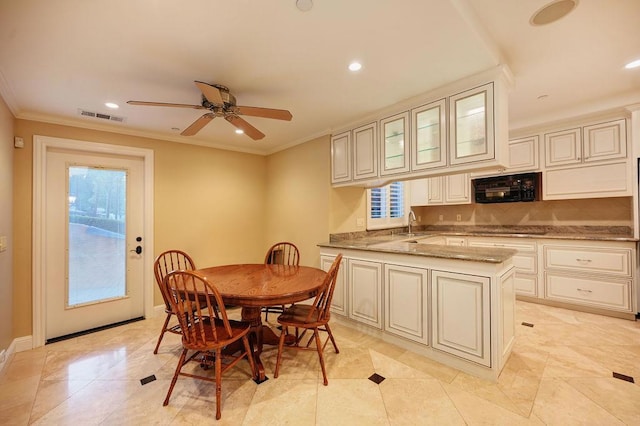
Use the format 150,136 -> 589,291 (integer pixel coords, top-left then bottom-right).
241,307 -> 275,383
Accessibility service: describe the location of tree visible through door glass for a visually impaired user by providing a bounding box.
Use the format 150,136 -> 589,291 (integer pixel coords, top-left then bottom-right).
67,166 -> 127,306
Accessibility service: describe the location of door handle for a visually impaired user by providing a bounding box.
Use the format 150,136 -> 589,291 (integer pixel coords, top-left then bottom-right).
130,246 -> 142,254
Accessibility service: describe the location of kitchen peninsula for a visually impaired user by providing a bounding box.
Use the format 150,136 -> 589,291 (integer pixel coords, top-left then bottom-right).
319,233 -> 518,382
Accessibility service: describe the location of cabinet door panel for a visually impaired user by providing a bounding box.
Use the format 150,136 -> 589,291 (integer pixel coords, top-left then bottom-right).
331,132 -> 352,183
544,128 -> 581,167
514,274 -> 537,297
545,272 -> 631,311
353,122 -> 378,180
544,245 -> 631,276
431,270 -> 490,366
508,136 -> 538,171
385,264 -> 428,344
449,83 -> 495,165
427,176 -> 444,204
583,119 -> 626,163
380,112 -> 410,176
543,161 -> 630,200
348,259 -> 383,329
321,255 -> 347,316
411,99 -> 446,170
444,173 -> 470,204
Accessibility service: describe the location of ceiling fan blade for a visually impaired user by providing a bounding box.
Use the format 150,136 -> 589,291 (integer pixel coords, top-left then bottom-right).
225,115 -> 265,140
127,100 -> 205,109
236,106 -> 293,121
181,113 -> 215,136
194,81 -> 224,104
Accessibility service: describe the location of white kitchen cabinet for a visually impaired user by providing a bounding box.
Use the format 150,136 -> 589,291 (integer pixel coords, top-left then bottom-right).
542,241 -> 635,314
445,236 -> 467,246
384,264 -> 429,344
352,122 -> 378,181
508,136 -> 539,171
543,161 -> 631,200
545,272 -> 632,312
544,119 -> 626,168
444,173 -> 471,204
431,270 -> 491,367
380,111 -> 410,177
449,83 -> 495,166
411,99 -> 447,171
409,174 -> 470,206
320,255 -> 348,317
330,131 -> 351,184
348,259 -> 383,329
468,238 -> 538,297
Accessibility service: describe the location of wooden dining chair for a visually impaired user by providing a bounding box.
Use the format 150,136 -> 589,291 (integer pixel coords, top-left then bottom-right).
262,242 -> 300,321
153,250 -> 196,354
274,254 -> 342,386
162,270 -> 256,420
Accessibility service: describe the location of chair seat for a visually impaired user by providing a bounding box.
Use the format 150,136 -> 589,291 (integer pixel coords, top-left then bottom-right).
182,318 -> 251,351
277,304 -> 327,327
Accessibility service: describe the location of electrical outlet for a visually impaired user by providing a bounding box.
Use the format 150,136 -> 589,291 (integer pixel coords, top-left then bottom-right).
0,236 -> 6,252
356,218 -> 365,228
456,214 -> 462,221
439,215 -> 443,221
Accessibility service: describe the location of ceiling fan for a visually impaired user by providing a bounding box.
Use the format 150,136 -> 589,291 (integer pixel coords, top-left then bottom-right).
127,81 -> 293,140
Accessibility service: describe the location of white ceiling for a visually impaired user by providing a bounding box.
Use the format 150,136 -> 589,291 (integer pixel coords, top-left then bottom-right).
1,0 -> 639,155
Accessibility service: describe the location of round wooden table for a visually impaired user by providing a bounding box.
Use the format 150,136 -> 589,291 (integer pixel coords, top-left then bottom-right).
195,263 -> 327,382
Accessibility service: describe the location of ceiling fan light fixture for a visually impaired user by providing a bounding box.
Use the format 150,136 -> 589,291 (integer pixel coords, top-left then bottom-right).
296,0 -> 313,12
530,0 -> 578,26
235,129 -> 244,134
625,59 -> 640,69
348,61 -> 362,72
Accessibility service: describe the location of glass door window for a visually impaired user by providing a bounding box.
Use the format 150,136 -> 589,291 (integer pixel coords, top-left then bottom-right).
380,111 -> 410,176
67,166 -> 127,307
412,99 -> 446,170
449,83 -> 495,165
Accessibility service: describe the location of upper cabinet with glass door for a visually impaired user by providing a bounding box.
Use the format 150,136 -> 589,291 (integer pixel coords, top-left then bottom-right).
411,99 -> 446,171
449,83 -> 495,165
380,111 -> 410,176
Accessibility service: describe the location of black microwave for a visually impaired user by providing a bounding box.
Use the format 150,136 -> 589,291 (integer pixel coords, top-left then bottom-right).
473,172 -> 540,204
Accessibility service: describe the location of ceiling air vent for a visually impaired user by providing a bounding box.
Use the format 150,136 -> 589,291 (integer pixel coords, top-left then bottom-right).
78,109 -> 125,123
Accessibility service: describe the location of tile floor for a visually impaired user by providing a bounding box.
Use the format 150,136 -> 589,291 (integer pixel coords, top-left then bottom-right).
1,301 -> 640,425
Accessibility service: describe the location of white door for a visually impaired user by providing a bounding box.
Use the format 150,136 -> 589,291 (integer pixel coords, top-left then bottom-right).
44,148 -> 145,340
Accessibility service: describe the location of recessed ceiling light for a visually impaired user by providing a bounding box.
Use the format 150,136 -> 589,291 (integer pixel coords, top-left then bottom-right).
296,0 -> 312,12
235,129 -> 244,134
625,59 -> 640,69
105,102 -> 119,109
530,0 -> 578,26
348,62 -> 362,72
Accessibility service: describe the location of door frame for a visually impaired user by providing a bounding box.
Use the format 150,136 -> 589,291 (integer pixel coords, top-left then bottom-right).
33,135 -> 154,348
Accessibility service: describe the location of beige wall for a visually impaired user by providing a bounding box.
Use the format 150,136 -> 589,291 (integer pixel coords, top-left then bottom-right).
264,136 -> 331,266
0,97 -> 13,349
12,119 -> 268,337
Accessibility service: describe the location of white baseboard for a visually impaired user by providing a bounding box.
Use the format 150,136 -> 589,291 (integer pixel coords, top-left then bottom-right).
0,335 -> 33,373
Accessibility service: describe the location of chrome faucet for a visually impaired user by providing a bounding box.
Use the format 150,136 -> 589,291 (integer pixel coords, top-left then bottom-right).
408,209 -> 417,235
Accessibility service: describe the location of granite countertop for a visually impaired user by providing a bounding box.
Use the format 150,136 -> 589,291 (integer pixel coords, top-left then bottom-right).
320,238 -> 517,263
318,225 -> 637,263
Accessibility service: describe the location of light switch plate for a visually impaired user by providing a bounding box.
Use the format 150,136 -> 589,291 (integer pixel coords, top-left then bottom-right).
14,137 -> 24,148
0,236 -> 7,252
